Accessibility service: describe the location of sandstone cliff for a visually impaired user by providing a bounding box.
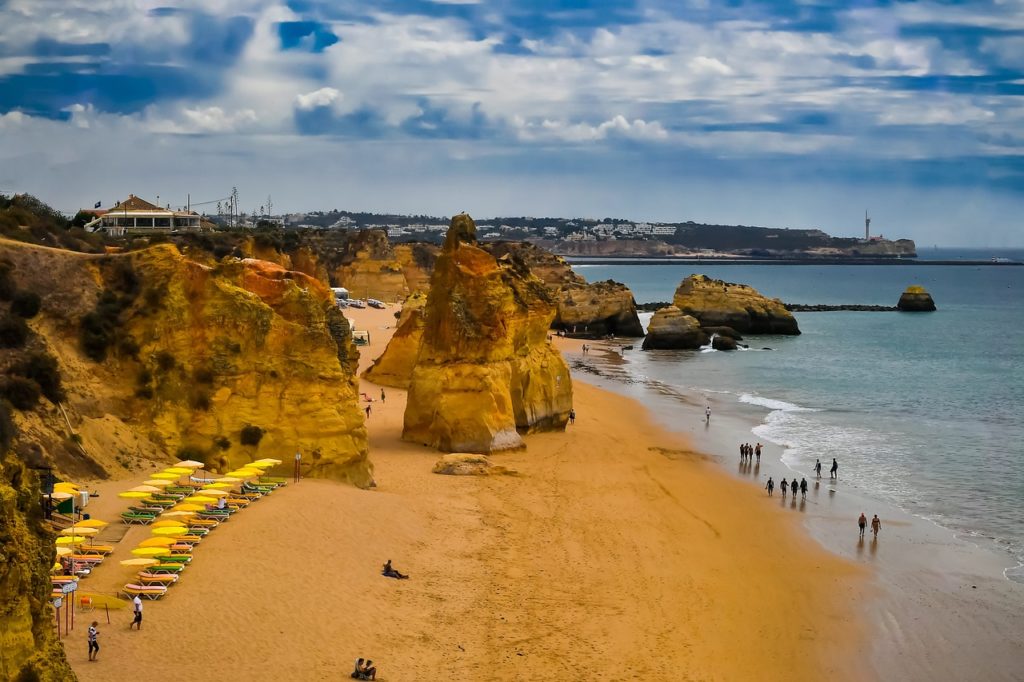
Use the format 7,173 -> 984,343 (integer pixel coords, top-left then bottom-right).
330,230 -> 437,300
641,307 -> 706,350
486,242 -> 644,337
363,292 -> 427,388
1,239 -> 371,486
897,285 -> 936,312
672,274 -> 799,335
0,405 -> 75,682
403,216 -> 572,453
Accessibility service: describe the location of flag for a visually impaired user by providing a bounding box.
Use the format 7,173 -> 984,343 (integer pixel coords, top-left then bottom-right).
94,201 -> 101,208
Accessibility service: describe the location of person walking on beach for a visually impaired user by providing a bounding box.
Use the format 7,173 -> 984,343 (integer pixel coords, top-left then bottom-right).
705,405 -> 711,424
830,458 -> 839,479
800,478 -> 808,499
365,404 -> 371,419
87,621 -> 99,661
739,443 -> 745,461
765,477 -> 775,496
780,478 -> 788,497
858,513 -> 867,538
569,408 -> 576,425
815,459 -> 822,479
130,595 -> 142,630
755,443 -> 762,461
871,515 -> 881,539
380,388 -> 386,403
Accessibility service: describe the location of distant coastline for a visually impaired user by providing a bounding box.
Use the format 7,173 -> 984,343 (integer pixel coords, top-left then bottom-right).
563,256 -> 1023,266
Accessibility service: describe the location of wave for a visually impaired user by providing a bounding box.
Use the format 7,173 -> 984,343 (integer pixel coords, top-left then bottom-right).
738,393 -> 818,413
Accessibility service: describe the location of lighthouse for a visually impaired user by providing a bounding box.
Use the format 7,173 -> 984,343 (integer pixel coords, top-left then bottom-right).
864,211 -> 871,241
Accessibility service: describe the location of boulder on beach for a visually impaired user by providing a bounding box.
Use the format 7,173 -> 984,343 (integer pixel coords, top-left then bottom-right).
897,285 -> 936,312
672,274 -> 800,335
711,335 -> 738,351
432,453 -> 514,476
641,307 -> 707,350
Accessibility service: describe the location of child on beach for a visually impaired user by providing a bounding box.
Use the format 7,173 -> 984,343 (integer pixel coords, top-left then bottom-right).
765,477 -> 774,496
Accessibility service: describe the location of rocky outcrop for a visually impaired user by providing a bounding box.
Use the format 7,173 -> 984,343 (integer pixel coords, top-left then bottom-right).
642,307 -> 707,350
363,292 -> 427,388
672,274 -> 800,335
403,215 -> 572,453
711,335 -> 738,351
1,240 -> 371,487
0,406 -> 75,681
432,453 -> 514,476
897,285 -> 936,312
486,242 -> 644,337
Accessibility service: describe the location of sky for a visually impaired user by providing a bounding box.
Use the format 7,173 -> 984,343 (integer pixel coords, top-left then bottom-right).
0,0 -> 1022,246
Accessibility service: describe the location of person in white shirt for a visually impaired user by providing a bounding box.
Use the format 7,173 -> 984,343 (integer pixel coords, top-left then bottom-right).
131,595 -> 143,630
88,621 -> 99,661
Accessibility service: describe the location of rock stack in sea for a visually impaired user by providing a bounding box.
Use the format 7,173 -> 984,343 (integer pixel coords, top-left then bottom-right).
897,285 -> 936,312
402,214 -> 573,453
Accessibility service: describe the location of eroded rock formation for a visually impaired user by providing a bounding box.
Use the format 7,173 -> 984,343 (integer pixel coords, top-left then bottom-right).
403,215 -> 572,453
363,292 -> 427,388
0,406 -> 75,681
432,453 -> 514,476
672,274 -> 799,335
641,307 -> 706,350
897,285 -> 936,312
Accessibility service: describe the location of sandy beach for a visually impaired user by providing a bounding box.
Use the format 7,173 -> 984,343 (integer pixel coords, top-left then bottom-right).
64,305 -> 869,681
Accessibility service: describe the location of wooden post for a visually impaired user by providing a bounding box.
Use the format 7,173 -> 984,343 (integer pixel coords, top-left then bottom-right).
55,605 -> 60,639
105,603 -> 110,625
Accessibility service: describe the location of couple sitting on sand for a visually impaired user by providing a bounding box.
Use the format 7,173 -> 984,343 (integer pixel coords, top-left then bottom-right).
382,559 -> 409,580
351,658 -> 376,680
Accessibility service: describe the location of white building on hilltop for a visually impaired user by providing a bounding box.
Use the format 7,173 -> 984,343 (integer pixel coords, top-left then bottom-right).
84,194 -> 203,236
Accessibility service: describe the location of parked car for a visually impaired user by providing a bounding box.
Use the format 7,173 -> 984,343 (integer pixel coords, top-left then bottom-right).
348,299 -> 367,309
367,299 -> 386,309
336,299 -> 349,308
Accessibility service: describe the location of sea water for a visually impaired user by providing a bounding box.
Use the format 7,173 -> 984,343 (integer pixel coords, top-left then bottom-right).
572,249 -> 1024,581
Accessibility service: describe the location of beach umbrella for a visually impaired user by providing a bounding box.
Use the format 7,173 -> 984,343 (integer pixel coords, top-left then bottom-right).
197,489 -> 228,497
163,467 -> 194,475
52,561 -> 62,572
143,479 -> 173,487
183,496 -> 216,504
253,458 -> 282,465
246,461 -> 273,469
118,491 -> 152,499
60,527 -> 98,536
56,536 -> 87,545
130,547 -> 168,557
138,537 -> 176,548
46,491 -> 75,501
215,477 -> 241,483
150,526 -> 188,537
72,519 -> 108,528
120,558 -> 159,567
161,511 -> 196,518
55,546 -> 73,557
128,485 -> 162,493
174,459 -> 205,468
150,472 -> 178,480
152,519 -> 191,528
202,482 -> 231,490
53,483 -> 79,492
171,504 -> 204,512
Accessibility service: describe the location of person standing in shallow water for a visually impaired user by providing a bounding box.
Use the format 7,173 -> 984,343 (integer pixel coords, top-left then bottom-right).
765,477 -> 775,496
830,458 -> 839,479
858,513 -> 868,538
705,405 -> 711,424
815,459 -> 822,479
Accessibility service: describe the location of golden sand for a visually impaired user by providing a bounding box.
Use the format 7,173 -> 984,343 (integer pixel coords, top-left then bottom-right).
66,306 -> 868,681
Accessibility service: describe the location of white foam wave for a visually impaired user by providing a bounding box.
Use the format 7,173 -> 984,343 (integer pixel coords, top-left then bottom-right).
739,393 -> 817,413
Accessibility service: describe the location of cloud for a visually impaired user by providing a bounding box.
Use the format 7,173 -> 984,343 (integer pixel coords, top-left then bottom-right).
514,115 -> 668,143
295,86 -> 342,110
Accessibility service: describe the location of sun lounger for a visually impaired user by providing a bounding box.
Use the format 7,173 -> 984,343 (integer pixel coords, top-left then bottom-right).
149,564 -> 184,574
122,584 -> 168,600
143,498 -> 175,508
68,554 -> 105,564
152,493 -> 185,501
167,486 -> 198,495
187,518 -> 218,528
76,545 -> 115,556
137,572 -> 178,584
155,554 -> 191,564
122,511 -> 156,525
130,504 -> 164,514
258,476 -> 287,486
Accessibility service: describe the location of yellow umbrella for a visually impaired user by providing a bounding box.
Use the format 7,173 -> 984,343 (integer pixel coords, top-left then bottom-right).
150,472 -> 178,480
129,485 -> 161,493
246,461 -> 273,469
202,482 -> 231,490
215,477 -> 241,483
52,561 -> 62,572
254,458 -> 283,465
163,467 -> 193,475
226,470 -> 259,479
56,536 -> 87,545
130,547 -> 168,557
183,496 -> 216,504
120,558 -> 159,567
46,491 -> 74,501
55,546 -> 73,557
143,479 -> 172,487
72,519 -> 108,528
161,510 -> 196,518
197,489 -> 228,497
150,526 -> 188,537
138,537 -> 176,548
152,519 -> 191,528
174,459 -> 205,468
60,527 -> 98,536
118,491 -> 152,499
171,504 -> 204,512
53,482 -> 80,492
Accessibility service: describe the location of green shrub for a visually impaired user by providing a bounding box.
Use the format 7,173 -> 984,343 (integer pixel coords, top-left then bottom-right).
0,401 -> 14,452
239,425 -> 264,446
118,336 -> 140,358
134,386 -> 153,399
176,444 -> 206,462
213,435 -> 231,450
14,352 -> 63,403
154,350 -> 176,371
136,368 -> 153,386
0,262 -> 15,301
0,315 -> 29,348
1,376 -> 41,410
11,291 -> 41,318
191,391 -> 211,411
193,366 -> 215,385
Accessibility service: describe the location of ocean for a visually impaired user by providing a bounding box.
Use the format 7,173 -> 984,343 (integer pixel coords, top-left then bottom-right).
571,248 -> 1024,582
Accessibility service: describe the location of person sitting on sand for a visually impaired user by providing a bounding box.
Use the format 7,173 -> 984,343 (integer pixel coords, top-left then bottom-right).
352,658 -> 365,679
765,477 -> 774,496
361,660 -> 377,680
382,559 -> 409,580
